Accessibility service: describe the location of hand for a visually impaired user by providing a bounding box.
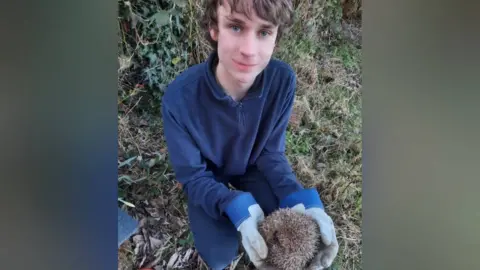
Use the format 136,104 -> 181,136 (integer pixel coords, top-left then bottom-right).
292,204 -> 339,269
237,204 -> 269,268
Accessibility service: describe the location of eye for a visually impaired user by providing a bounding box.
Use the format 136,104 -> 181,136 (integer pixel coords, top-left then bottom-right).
259,30 -> 270,37
231,25 -> 241,32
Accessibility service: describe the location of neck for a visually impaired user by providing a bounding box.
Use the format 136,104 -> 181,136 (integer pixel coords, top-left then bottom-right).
215,62 -> 254,102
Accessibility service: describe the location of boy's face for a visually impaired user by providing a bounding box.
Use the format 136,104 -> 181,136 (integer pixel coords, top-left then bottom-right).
210,0 -> 279,88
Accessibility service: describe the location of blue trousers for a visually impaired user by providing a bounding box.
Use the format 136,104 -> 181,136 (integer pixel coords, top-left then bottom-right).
187,166 -> 279,270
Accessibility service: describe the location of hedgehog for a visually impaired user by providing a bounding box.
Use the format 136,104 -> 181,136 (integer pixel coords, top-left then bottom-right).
257,208 -> 323,270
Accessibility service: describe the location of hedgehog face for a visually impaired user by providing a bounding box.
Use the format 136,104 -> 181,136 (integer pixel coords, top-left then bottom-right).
258,208 -> 322,270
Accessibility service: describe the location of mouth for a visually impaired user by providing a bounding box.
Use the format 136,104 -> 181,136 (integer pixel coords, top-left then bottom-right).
232,59 -> 257,70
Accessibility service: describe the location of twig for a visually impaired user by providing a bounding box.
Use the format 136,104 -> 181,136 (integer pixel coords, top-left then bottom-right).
119,197 -> 136,208
125,95 -> 143,116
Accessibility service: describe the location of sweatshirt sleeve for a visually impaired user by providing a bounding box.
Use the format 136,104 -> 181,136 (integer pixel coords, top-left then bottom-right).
161,98 -> 259,228
255,71 -> 324,208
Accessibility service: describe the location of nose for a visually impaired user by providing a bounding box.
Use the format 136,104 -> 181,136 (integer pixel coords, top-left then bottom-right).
239,32 -> 256,57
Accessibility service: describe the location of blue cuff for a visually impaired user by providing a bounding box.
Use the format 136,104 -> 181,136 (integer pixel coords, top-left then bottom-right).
279,188 -> 324,210
224,192 -> 258,228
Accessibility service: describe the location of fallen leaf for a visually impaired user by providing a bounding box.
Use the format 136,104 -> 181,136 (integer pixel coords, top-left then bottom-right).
149,236 -> 164,250
166,252 -> 179,269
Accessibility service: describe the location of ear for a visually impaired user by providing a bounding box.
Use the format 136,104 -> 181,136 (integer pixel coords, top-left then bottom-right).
209,28 -> 218,41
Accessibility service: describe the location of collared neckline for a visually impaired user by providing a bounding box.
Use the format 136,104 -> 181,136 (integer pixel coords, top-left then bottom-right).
204,51 -> 265,105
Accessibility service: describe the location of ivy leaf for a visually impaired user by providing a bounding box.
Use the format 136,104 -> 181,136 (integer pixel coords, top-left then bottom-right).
171,57 -> 181,65
173,0 -> 187,8
152,10 -> 170,27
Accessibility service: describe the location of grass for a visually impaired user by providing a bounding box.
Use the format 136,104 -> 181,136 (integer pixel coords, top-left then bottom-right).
118,1 -> 362,269
333,42 -> 361,72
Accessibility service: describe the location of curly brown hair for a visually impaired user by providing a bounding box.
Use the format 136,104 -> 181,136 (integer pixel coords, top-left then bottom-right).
200,0 -> 295,50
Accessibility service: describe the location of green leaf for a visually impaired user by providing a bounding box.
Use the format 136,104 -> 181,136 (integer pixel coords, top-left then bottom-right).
118,189 -> 126,198
118,175 -> 133,183
178,239 -> 187,245
118,175 -> 147,184
118,156 -> 137,168
171,57 -> 181,65
173,0 -> 187,8
118,197 -> 136,208
152,10 -> 170,27
148,158 -> 156,168
178,231 -> 193,246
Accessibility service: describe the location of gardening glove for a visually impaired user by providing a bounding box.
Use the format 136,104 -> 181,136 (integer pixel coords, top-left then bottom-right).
237,203 -> 269,268
224,193 -> 269,269
279,188 -> 339,270
292,203 -> 339,270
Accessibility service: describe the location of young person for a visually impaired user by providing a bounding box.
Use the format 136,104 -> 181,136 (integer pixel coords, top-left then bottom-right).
161,0 -> 339,269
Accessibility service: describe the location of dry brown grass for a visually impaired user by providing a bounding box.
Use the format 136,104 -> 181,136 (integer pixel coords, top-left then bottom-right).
187,0 -> 213,65
118,241 -> 135,270
282,24 -> 362,268
341,0 -> 362,20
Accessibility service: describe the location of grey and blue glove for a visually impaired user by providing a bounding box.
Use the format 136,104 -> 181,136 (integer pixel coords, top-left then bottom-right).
280,188 -> 339,269
224,193 -> 269,269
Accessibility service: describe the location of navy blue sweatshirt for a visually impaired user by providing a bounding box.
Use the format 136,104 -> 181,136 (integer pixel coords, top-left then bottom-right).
162,52 -> 323,228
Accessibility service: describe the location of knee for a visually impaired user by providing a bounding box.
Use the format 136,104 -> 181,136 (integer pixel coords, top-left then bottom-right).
187,203 -> 239,269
